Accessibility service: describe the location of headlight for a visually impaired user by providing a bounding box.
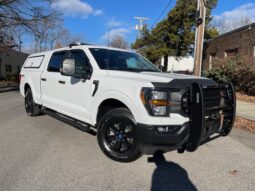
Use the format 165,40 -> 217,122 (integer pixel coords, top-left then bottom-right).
140,88 -> 169,116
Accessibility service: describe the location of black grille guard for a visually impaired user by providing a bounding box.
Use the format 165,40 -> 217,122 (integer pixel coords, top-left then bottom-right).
186,82 -> 236,152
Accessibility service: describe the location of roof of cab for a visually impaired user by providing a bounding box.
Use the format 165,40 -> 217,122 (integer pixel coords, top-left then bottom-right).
27,43 -> 134,58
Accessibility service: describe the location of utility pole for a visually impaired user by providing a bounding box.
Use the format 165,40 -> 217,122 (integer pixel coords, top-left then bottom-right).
134,16 -> 149,39
193,0 -> 206,76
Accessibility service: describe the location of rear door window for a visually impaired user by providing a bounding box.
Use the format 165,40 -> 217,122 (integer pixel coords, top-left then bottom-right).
48,51 -> 66,72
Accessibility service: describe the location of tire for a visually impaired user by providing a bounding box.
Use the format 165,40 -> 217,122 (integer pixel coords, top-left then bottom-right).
25,88 -> 41,116
97,108 -> 142,162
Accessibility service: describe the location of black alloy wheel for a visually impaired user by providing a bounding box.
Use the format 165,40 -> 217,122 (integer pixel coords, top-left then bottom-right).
97,108 -> 142,162
105,117 -> 135,153
25,88 -> 40,116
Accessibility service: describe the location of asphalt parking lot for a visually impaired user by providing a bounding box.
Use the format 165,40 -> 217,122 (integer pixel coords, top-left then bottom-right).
0,91 -> 255,191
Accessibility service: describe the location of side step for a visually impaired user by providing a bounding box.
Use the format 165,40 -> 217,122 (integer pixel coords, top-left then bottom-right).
41,108 -> 97,136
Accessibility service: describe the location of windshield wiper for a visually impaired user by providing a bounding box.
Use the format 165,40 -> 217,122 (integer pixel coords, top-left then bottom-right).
119,68 -> 144,72
113,68 -> 160,73
141,69 -> 160,72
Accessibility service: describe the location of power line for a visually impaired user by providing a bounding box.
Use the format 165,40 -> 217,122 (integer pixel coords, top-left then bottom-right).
145,0 -> 168,19
150,0 -> 174,29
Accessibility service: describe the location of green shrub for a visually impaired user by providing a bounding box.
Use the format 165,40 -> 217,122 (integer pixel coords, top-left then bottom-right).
204,56 -> 255,95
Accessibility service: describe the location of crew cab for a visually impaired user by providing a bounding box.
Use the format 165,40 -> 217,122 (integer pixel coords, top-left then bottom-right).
20,43 -> 236,162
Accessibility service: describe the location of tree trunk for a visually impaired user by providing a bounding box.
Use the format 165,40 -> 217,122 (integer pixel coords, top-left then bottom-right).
163,55 -> 168,72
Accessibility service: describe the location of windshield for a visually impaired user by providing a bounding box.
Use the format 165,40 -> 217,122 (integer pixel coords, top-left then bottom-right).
89,48 -> 161,72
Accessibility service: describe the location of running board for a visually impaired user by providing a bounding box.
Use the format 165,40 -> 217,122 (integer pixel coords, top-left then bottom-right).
41,108 -> 97,136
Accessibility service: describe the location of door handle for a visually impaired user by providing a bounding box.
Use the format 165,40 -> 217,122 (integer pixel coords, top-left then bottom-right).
41,78 -> 47,81
58,80 -> 66,84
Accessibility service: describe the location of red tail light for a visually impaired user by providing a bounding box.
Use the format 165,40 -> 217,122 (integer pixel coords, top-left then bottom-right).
19,74 -> 24,84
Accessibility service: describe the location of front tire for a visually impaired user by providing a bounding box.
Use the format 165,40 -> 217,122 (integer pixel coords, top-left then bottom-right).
97,108 -> 142,162
25,88 -> 41,116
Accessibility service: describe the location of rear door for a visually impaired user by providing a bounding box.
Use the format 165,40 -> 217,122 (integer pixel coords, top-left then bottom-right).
41,51 -> 66,111
58,49 -> 94,123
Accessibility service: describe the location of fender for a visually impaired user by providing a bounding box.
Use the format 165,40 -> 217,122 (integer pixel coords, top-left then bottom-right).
24,76 -> 42,105
91,90 -> 139,125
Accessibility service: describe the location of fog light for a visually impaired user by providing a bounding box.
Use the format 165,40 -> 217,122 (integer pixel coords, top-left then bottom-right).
156,126 -> 182,133
156,126 -> 169,133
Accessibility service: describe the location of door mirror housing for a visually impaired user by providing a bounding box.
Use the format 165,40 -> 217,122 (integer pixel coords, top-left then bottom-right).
61,58 -> 75,76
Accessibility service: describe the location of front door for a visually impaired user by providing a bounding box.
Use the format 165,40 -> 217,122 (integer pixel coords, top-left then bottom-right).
58,49 -> 94,124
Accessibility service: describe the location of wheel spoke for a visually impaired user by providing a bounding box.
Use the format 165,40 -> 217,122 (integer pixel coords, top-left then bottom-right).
109,126 -> 118,134
114,140 -> 122,151
106,135 -> 116,143
118,122 -> 126,131
123,138 -> 130,148
125,131 -> 134,138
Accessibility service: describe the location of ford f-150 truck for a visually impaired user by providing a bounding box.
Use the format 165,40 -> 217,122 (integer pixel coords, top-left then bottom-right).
20,43 -> 236,162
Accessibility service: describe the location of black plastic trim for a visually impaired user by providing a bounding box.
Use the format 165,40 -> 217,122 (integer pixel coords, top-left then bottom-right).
152,78 -> 217,89
42,108 -> 96,136
135,123 -> 190,146
186,82 -> 204,151
92,80 -> 99,97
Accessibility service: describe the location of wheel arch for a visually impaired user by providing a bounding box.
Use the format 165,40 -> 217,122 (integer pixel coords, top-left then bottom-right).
94,94 -> 138,126
96,98 -> 131,125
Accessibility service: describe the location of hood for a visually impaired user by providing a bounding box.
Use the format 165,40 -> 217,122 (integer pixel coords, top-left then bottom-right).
107,71 -> 208,83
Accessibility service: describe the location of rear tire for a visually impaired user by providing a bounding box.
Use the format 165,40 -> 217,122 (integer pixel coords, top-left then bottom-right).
25,88 -> 41,116
97,108 -> 142,162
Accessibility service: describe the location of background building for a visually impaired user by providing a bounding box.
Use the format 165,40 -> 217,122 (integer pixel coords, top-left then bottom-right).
0,50 -> 28,78
203,23 -> 255,71
160,56 -> 194,74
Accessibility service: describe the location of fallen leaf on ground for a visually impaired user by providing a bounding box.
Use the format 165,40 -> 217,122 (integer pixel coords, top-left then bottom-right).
229,170 -> 238,176
235,117 -> 255,134
236,92 -> 255,103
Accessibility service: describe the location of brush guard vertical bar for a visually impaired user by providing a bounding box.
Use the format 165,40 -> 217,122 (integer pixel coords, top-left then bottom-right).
186,82 -> 236,152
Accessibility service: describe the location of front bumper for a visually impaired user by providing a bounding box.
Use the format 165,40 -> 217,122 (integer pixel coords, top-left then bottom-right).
136,123 -> 190,154
136,82 -> 236,155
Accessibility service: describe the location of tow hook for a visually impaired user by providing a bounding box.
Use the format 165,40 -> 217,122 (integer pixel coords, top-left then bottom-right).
177,147 -> 186,154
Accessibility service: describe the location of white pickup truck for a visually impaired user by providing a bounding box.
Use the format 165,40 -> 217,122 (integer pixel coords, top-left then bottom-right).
20,43 -> 236,162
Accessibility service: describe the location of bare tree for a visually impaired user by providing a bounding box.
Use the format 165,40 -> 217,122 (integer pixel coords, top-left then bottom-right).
32,13 -> 63,51
109,35 -> 129,49
212,15 -> 253,34
51,28 -> 85,49
0,0 -> 54,51
0,0 -> 86,53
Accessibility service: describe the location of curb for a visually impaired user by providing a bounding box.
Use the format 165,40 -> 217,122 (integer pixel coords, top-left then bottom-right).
0,86 -> 19,93
236,113 -> 255,122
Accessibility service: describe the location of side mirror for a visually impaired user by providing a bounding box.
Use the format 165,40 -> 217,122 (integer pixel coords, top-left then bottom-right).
61,58 -> 75,76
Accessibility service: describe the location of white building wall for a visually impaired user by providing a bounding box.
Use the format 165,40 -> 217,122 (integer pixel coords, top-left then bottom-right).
160,56 -> 194,73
